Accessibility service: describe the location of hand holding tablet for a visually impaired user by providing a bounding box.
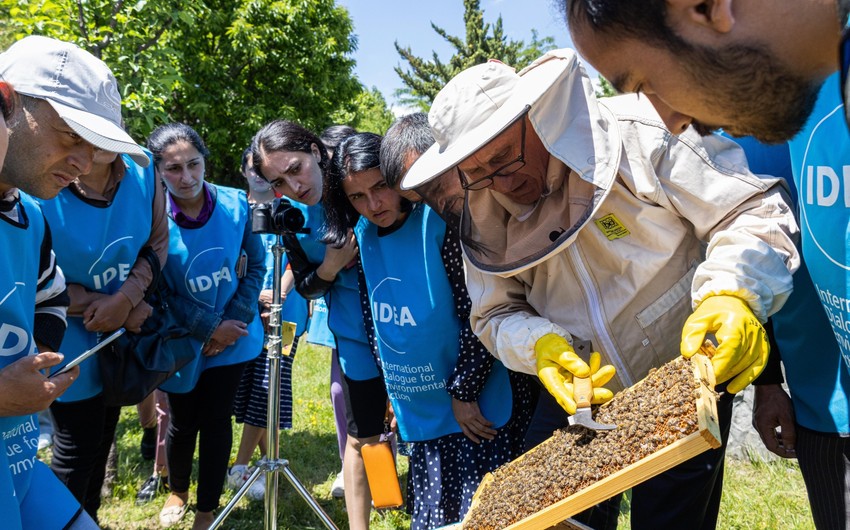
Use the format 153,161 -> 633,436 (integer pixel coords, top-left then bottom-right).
49,328 -> 126,378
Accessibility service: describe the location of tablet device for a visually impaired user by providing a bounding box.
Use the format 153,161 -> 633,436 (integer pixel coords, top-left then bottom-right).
49,327 -> 126,378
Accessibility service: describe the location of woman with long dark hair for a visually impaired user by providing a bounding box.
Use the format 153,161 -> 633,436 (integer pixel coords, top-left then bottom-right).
252,120 -> 384,530
324,133 -> 534,529
227,147 -> 309,500
148,123 -> 265,529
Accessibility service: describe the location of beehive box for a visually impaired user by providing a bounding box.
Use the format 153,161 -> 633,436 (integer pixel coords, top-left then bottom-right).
461,354 -> 720,530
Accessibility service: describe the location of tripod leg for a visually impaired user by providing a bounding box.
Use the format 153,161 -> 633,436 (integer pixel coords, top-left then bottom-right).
212,239 -> 338,530
264,459 -> 279,530
264,321 -> 292,530
209,466 -> 264,530
280,462 -> 339,529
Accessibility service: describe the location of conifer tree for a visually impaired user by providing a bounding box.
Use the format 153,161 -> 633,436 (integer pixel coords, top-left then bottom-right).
394,0 -> 555,110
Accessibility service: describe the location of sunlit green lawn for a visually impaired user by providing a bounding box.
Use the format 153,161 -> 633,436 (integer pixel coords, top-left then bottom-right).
95,343 -> 408,530
81,343 -> 812,529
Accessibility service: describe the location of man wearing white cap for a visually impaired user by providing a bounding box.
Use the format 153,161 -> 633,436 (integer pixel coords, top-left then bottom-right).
402,49 -> 799,529
0,35 -> 149,529
0,35 -> 149,199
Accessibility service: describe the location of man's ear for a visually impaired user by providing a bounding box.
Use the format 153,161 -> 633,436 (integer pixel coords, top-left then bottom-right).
667,0 -> 734,35
0,82 -> 17,120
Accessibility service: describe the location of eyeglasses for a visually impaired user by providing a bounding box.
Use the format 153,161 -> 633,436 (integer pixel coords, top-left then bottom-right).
459,117 -> 526,191
841,25 -> 850,126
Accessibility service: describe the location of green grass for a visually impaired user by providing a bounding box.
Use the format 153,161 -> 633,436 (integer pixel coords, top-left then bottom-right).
95,343 -> 409,530
613,456 -> 813,530
84,343 -> 812,529
715,457 -> 813,530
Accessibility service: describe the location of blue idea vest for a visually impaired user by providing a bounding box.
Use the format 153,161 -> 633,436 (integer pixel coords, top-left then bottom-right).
787,72 -> 850,434
160,186 -> 263,393
305,297 -> 336,348
356,204 -> 511,441
292,200 -> 377,380
0,194 -> 79,527
261,233 -> 308,335
41,154 -> 156,401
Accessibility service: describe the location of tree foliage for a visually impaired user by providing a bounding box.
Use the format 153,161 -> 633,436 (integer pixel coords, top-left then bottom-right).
595,76 -> 617,98
394,0 -> 556,110
166,0 -> 364,183
0,0 -> 392,185
331,86 -> 396,135
1,0 -> 194,139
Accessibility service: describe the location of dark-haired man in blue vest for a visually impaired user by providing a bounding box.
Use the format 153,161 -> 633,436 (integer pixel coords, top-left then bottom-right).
0,35 -> 150,529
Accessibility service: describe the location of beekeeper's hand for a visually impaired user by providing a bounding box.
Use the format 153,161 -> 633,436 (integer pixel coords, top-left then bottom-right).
564,352 -> 616,411
536,334 -> 615,414
681,294 -> 769,394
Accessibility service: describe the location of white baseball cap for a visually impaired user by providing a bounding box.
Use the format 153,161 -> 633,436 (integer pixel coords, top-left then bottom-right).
0,36 -> 149,167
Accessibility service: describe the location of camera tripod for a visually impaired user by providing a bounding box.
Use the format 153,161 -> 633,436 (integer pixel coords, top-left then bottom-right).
211,235 -> 338,530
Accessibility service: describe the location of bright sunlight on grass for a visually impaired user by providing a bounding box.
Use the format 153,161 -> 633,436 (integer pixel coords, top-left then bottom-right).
74,342 -> 812,529
93,343 -> 409,530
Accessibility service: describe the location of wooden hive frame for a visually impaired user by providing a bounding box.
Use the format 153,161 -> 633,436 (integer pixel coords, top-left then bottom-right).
462,353 -> 721,530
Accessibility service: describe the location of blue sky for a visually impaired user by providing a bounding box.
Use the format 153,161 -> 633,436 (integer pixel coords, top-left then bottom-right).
336,0 -> 592,112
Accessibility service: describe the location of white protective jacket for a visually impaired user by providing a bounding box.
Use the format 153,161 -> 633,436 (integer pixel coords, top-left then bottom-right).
464,77 -> 800,391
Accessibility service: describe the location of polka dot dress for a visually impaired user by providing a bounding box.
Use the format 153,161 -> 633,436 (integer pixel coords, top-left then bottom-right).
406,372 -> 535,529
355,213 -> 537,528
404,223 -> 537,529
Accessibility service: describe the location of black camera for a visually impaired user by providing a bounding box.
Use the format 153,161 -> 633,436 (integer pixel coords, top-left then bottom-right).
251,198 -> 309,235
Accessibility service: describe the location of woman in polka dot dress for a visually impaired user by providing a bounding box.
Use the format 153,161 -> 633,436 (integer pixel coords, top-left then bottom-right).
323,132 -> 535,529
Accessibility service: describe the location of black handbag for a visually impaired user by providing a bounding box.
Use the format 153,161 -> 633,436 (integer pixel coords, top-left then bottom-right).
99,247 -> 193,407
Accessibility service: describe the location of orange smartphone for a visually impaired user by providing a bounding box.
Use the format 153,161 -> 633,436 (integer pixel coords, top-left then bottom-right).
361,440 -> 403,509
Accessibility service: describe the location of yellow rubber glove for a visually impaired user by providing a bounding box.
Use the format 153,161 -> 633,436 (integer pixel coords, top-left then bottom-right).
563,352 -> 616,410
535,334 -> 616,414
681,295 -> 769,394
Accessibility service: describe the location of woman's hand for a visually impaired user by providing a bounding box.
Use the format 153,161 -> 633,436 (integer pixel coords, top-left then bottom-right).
0,353 -> 79,416
387,401 -> 398,432
258,289 -> 288,332
203,319 -> 248,356
258,289 -> 274,308
123,300 -> 153,333
451,397 -> 497,444
83,292 -> 133,333
258,289 -> 273,331
317,230 -> 359,281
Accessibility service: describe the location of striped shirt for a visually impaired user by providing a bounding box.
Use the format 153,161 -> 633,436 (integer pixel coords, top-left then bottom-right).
0,189 -> 69,351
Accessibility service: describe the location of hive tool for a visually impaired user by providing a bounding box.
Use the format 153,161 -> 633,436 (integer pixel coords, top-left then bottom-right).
568,376 -> 616,431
